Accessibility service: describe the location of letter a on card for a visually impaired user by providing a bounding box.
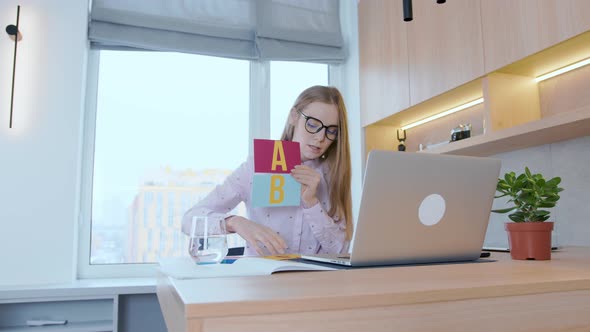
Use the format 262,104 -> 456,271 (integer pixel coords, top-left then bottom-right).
252,139 -> 301,207
253,139 -> 301,173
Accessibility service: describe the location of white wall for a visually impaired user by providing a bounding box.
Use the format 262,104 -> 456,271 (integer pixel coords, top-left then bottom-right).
0,0 -> 88,286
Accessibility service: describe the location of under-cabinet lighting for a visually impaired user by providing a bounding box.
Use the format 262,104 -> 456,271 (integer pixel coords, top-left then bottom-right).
535,57 -> 590,82
400,98 -> 484,131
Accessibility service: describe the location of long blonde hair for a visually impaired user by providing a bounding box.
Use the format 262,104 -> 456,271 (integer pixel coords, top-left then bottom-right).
280,86 -> 353,241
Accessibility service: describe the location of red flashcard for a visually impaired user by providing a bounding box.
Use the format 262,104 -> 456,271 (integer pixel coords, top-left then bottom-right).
253,139 -> 301,173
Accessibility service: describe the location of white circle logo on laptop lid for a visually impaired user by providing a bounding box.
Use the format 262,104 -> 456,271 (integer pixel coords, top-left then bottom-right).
418,193 -> 446,226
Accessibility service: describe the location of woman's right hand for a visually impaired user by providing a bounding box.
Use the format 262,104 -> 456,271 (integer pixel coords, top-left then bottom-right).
226,216 -> 287,256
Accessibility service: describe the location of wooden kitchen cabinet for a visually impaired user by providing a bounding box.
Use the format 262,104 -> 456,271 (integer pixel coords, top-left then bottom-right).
359,0 -> 590,158
481,0 -> 590,73
358,0 -> 409,126
406,0 -> 485,106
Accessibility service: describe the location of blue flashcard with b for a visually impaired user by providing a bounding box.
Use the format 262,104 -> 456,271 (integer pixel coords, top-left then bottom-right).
252,173 -> 301,207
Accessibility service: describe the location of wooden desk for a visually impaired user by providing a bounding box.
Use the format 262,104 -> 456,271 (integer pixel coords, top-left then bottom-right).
157,247 -> 590,332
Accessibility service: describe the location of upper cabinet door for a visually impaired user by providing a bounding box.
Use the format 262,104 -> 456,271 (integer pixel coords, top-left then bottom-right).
568,0 -> 590,37
481,0 -> 590,73
358,0 -> 409,126
407,0 -> 484,106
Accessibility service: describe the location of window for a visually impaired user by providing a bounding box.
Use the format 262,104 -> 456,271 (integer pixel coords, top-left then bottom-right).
81,50 -> 328,276
270,62 -> 329,140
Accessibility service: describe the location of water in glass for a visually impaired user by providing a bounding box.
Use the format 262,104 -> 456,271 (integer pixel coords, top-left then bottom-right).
188,215 -> 228,264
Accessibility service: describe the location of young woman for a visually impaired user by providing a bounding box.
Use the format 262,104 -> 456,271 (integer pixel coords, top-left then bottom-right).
182,85 -> 353,256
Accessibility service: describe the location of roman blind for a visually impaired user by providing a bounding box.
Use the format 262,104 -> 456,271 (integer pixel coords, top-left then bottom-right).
88,0 -> 346,63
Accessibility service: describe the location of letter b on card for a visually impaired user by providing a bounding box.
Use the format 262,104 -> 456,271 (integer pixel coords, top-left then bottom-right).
252,173 -> 301,207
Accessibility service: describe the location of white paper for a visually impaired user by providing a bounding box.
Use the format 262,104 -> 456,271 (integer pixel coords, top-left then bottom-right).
158,256 -> 335,279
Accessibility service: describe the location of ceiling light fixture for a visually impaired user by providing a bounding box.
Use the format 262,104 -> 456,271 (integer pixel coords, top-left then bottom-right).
403,0 -> 445,22
403,0 -> 413,22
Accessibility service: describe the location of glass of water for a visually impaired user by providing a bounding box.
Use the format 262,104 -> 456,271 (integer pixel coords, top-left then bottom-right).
188,214 -> 228,264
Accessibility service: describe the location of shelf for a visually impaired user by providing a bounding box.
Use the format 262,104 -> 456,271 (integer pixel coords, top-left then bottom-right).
0,278 -> 156,300
0,320 -> 112,332
422,105 -> 590,156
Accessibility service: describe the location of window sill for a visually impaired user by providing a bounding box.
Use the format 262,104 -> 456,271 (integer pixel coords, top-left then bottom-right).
0,278 -> 156,301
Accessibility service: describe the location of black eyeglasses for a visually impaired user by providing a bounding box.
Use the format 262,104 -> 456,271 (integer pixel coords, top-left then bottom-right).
297,109 -> 339,141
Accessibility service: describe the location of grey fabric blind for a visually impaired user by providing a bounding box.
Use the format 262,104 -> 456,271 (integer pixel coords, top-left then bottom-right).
89,0 -> 346,63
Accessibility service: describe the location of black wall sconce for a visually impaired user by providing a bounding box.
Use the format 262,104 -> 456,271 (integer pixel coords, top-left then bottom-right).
397,129 -> 407,152
402,0 -> 445,22
6,5 -> 22,128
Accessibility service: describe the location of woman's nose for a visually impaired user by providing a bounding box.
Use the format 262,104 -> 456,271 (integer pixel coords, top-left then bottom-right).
314,128 -> 327,142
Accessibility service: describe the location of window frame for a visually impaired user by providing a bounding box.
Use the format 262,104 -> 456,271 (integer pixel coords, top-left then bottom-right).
77,51 -> 334,278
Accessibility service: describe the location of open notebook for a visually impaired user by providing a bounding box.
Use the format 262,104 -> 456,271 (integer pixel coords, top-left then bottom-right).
159,256 -> 335,279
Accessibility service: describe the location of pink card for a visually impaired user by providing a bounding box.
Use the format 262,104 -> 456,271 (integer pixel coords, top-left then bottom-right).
253,139 -> 301,173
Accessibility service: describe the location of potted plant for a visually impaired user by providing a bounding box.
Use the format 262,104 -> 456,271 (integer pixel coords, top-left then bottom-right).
492,167 -> 564,260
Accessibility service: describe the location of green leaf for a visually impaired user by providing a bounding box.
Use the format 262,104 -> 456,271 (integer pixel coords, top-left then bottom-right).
546,177 -> 561,186
538,202 -> 556,208
543,189 -> 557,196
504,172 -> 515,185
491,207 -> 516,214
534,210 -> 550,217
509,212 -> 525,222
519,193 -> 536,205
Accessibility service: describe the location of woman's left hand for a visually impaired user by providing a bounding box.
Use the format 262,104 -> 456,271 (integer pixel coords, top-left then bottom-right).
291,165 -> 320,208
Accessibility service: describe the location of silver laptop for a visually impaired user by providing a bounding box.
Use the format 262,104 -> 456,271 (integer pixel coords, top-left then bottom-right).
301,150 -> 501,267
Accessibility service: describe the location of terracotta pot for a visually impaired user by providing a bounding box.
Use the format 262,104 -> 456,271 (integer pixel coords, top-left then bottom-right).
505,222 -> 554,260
